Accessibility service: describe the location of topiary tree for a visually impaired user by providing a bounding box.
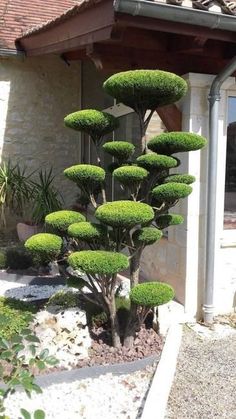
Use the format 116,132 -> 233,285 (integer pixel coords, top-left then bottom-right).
25,69 -> 207,348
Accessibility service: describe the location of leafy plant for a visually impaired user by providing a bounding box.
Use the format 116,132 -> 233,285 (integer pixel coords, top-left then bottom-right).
0,329 -> 58,419
5,246 -> 32,270
25,233 -> 62,266
0,297 -> 37,340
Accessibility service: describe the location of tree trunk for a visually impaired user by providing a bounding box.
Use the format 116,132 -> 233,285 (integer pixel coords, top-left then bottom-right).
108,296 -> 121,348
130,249 -> 142,287
123,303 -> 138,348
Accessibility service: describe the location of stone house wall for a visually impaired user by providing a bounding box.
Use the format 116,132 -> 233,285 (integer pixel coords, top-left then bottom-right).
0,54 -> 81,218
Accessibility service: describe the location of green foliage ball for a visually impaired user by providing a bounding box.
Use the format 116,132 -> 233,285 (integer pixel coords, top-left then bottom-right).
152,183 -> 192,202
103,141 -> 135,161
64,109 -> 118,140
0,297 -> 36,340
103,70 -> 187,111
68,222 -> 107,242
45,210 -> 85,234
137,153 -> 178,171
0,251 -> 6,269
68,250 -> 129,275
156,214 -> 184,229
148,132 -> 207,155
25,233 -> 62,265
64,164 -> 105,188
164,174 -> 196,185
132,227 -> 163,246
130,282 -> 174,307
113,166 -> 148,185
95,200 -> 154,228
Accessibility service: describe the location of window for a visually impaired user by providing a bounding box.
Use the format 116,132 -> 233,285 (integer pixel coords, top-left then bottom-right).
224,96 -> 236,229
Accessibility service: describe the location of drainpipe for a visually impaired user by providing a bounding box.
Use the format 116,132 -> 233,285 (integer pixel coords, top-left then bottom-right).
204,56 -> 236,323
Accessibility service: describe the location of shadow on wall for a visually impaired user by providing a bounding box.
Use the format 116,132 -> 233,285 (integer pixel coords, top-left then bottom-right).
0,55 -> 82,211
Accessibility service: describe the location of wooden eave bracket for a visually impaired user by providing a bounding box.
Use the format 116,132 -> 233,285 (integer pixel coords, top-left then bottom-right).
156,104 -> 182,132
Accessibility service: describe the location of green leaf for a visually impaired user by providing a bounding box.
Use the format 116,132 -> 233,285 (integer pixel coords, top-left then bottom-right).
0,350 -> 12,360
34,410 -> 45,419
12,344 -> 24,353
39,349 -> 49,360
10,335 -> 23,344
21,328 -> 32,336
8,378 -> 20,387
29,345 -> 36,356
31,384 -> 43,394
20,408 -> 31,419
36,360 -> 45,370
45,356 -> 58,366
29,358 -> 36,367
25,335 -> 40,343
0,339 -> 9,350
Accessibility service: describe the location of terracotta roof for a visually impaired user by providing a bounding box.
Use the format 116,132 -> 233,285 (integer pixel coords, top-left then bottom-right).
0,0 -> 80,50
18,0 -> 236,41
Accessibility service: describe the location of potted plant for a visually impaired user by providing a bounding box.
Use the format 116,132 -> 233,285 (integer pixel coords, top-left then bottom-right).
17,168 -> 63,242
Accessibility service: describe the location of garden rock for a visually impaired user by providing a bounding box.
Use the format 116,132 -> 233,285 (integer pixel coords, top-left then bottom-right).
31,306 -> 91,368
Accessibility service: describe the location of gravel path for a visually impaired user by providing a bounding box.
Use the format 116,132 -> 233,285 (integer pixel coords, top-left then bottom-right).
4,364 -> 156,419
166,324 -> 236,419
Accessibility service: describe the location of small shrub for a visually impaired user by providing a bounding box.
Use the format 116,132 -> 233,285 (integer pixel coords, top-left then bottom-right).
164,174 -> 196,185
45,210 -> 85,234
68,250 -> 129,275
103,141 -> 135,161
64,164 -> 105,189
113,166 -> 148,185
95,200 -> 154,228
156,213 -> 184,229
6,246 -> 32,270
137,153 -> 178,171
103,70 -> 187,111
25,233 -> 62,265
0,251 -> 6,269
152,183 -> 192,202
64,109 -> 118,141
68,222 -> 107,242
46,290 -> 80,308
132,227 -> 162,246
130,282 -> 174,307
0,296 -> 37,340
148,132 -> 207,155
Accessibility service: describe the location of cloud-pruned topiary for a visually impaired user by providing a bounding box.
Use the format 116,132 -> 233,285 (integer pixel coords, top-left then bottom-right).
152,183 -> 192,203
25,233 -> 62,265
64,164 -> 105,189
68,250 -> 129,276
132,227 -> 163,246
64,109 -> 118,143
164,174 -> 196,185
95,200 -> 154,228
68,222 -> 107,242
45,210 -> 85,234
113,166 -> 148,185
103,70 -> 187,112
130,282 -> 174,307
156,214 -> 184,229
148,132 -> 207,155
137,153 -> 178,172
103,141 -> 135,161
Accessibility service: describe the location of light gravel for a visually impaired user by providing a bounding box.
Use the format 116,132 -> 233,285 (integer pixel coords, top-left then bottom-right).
166,325 -> 236,419
4,365 -> 156,419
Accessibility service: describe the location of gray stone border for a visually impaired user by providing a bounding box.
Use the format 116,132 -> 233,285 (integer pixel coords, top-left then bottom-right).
36,353 -> 159,388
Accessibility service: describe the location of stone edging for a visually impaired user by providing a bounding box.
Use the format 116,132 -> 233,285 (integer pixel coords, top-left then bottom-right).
35,353 -> 159,388
141,324 -> 183,419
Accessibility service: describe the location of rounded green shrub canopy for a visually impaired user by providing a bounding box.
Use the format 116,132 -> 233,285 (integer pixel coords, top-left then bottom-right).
68,222 -> 106,242
64,164 -> 105,188
164,174 -> 195,185
25,233 -> 62,264
103,141 -> 135,161
113,166 -> 148,185
156,214 -> 184,229
68,250 -> 129,275
152,183 -> 192,202
137,153 -> 178,171
130,281 -> 174,307
103,70 -> 187,111
64,109 -> 118,141
132,227 -> 162,246
148,132 -> 207,155
45,210 -> 85,233
95,200 -> 154,228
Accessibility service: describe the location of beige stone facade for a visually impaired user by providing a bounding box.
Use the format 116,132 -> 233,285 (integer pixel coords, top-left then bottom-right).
0,55 -> 81,208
